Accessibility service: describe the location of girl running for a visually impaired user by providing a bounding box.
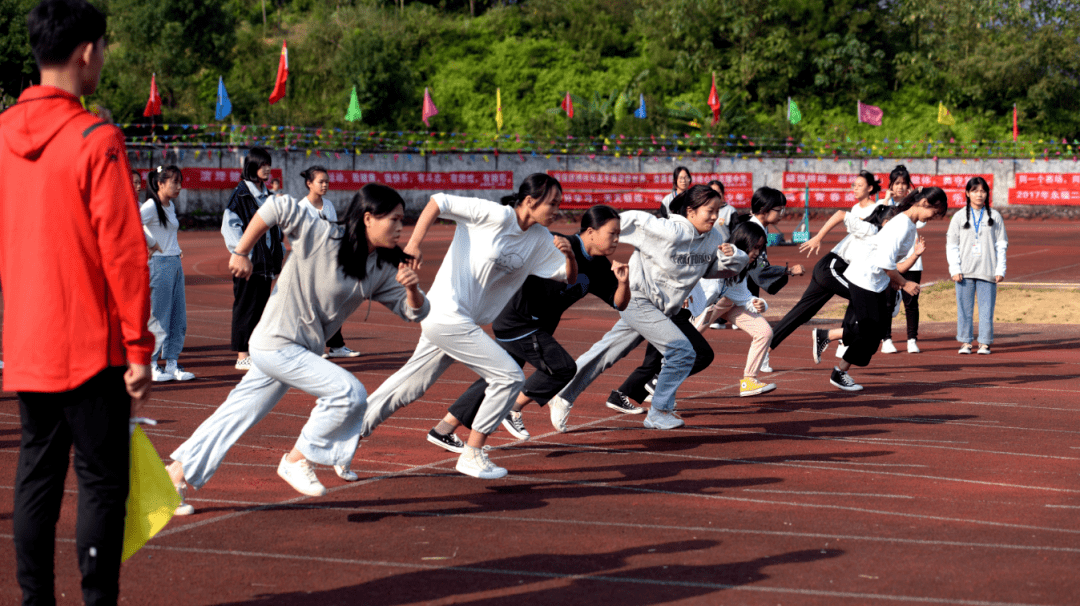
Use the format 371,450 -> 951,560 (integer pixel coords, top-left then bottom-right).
947,177 -> 1007,355
658,166 -> 691,218
546,185 -> 747,431
296,165 -> 361,359
425,205 -> 630,450
356,174 -> 576,480
811,188 -> 947,391
141,165 -> 194,382
799,170 -> 883,257
882,165 -> 923,353
168,184 -> 428,512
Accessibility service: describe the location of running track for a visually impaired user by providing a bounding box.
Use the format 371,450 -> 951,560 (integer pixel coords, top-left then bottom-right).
1,221 -> 1078,605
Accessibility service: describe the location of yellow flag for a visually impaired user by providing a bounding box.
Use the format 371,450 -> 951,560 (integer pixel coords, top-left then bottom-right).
937,102 -> 956,126
122,425 -> 181,562
496,88 -> 503,132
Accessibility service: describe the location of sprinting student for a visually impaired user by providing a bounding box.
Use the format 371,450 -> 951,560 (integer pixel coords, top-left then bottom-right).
425,205 -> 630,450
699,179 -> 740,330
295,165 -> 361,359
547,185 -> 748,431
658,165 -> 691,218
882,165 -> 923,353
947,177 -> 1007,355
811,188 -> 947,391
141,165 -> 195,381
168,184 -> 428,511
768,205 -> 899,351
690,219 -> 775,396
799,170 -> 883,257
2,1 -> 154,602
356,174 -> 576,480
222,146 -> 284,371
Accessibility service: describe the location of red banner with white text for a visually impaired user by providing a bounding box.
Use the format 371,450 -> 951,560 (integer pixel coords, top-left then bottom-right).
551,171 -> 753,209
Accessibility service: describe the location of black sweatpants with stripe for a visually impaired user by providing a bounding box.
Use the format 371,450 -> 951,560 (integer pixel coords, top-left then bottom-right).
770,253 -> 852,350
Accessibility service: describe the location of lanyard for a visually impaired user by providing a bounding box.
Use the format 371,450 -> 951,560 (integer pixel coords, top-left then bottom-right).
972,208 -> 985,235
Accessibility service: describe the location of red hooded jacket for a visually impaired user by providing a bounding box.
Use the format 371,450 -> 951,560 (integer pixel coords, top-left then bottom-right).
0,86 -> 153,392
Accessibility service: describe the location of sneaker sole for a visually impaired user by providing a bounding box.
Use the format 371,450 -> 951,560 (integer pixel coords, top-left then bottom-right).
643,418 -> 685,430
152,376 -> 174,382
174,502 -> 195,516
605,401 -> 645,414
327,353 -> 362,358
740,384 -> 776,397
812,329 -> 822,364
830,379 -> 864,392
455,460 -> 508,479
500,418 -> 530,440
426,433 -> 465,454
334,466 -> 359,482
276,468 -> 327,497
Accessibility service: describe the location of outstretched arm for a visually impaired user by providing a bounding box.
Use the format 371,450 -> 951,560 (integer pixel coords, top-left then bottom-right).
799,210 -> 846,257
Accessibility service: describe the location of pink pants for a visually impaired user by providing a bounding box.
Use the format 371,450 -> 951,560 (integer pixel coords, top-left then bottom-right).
720,306 -> 773,378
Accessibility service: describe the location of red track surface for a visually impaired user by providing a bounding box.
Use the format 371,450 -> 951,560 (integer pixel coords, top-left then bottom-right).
1,221 -> 1078,605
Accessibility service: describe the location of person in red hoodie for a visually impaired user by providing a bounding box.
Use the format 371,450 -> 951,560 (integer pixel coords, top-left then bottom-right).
0,1 -> 154,603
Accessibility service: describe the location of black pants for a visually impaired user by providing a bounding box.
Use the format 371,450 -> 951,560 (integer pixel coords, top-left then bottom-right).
447,331 -> 577,430
620,309 -> 714,404
770,253 -> 851,350
325,328 -> 346,349
14,367 -> 130,606
885,270 -> 922,341
231,275 -> 273,353
841,283 -> 889,367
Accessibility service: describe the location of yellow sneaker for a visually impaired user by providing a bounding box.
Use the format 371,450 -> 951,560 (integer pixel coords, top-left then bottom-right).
740,377 -> 776,397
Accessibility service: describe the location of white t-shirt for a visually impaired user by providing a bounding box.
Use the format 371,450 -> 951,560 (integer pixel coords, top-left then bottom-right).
886,196 -> 925,272
423,194 -> 569,326
831,202 -> 882,262
843,213 -> 917,293
140,200 -> 181,256
298,196 -> 337,222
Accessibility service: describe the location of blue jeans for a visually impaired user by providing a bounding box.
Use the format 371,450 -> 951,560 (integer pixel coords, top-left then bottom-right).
149,255 -> 187,361
955,278 -> 996,345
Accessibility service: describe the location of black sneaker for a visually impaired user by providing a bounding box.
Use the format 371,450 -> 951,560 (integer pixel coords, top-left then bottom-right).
830,367 -> 863,392
426,429 -> 466,453
606,389 -> 645,414
643,374 -> 659,395
501,411 -> 530,440
812,328 -> 831,364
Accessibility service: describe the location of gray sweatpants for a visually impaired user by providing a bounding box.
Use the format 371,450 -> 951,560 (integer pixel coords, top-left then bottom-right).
171,344 -> 367,489
361,321 -> 525,437
556,296 -> 696,412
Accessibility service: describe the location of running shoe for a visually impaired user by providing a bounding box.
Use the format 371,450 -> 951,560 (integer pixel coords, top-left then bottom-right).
334,465 -> 358,482
163,361 -> 194,381
643,408 -> 684,430
643,375 -> 658,395
977,344 -> 991,355
907,339 -> 920,353
958,344 -> 972,355
830,367 -> 863,392
812,328 -> 830,364
168,462 -> 195,516
740,377 -> 776,397
152,365 -> 174,382
277,454 -> 327,497
235,357 -> 253,371
501,411 -> 530,440
606,389 -> 645,414
880,339 -> 898,354
426,429 -> 466,454
326,346 -> 361,358
455,446 -> 507,479
548,395 -> 572,433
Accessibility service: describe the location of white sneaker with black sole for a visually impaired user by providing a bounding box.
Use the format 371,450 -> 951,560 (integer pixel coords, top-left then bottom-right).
501,411 -> 530,440
830,367 -> 863,392
456,446 -> 507,479
606,389 -> 645,414
812,328 -> 830,364
426,429 -> 466,454
548,396 -> 572,432
276,454 -> 327,497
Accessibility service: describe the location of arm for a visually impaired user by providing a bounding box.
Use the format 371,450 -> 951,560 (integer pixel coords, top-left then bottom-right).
143,226 -> 161,254
370,262 -> 430,322
227,214 -> 271,279
221,207 -> 244,254
552,235 -> 578,285
703,245 -> 749,280
945,216 -> 963,281
611,261 -> 630,311
897,236 -> 926,274
886,269 -> 920,296
799,209 -> 846,256
403,196 -> 442,269
994,217 -> 1008,282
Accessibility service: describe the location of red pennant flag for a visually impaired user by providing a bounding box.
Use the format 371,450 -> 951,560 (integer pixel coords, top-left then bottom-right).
269,41 -> 288,105
857,100 -> 883,126
707,73 -> 720,125
422,87 -> 439,126
142,73 -> 161,117
1013,104 -> 1018,143
561,91 -> 574,119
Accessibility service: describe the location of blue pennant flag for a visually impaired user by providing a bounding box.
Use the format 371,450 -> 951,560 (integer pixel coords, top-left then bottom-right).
634,93 -> 647,119
215,76 -> 232,121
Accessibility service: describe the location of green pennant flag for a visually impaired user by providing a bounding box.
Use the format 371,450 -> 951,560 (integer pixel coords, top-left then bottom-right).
788,97 -> 802,125
345,86 -> 362,122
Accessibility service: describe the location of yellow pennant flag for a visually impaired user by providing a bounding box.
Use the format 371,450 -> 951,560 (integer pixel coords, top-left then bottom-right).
937,102 -> 956,126
496,88 -> 503,132
122,425 -> 181,562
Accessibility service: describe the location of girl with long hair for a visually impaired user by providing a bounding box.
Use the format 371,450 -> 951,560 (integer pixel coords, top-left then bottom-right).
882,165 -> 924,354
658,165 -> 692,218
800,170 -> 883,256
168,184 -> 428,513
947,177 -> 1007,355
355,174 -> 576,480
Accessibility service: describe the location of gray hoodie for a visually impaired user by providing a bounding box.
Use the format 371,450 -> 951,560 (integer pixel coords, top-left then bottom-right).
619,211 -> 749,316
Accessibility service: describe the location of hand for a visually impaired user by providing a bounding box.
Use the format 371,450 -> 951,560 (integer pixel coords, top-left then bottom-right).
403,242 -> 423,270
995,275 -> 1004,283
396,263 -> 420,289
611,260 -> 629,283
799,237 -> 821,257
789,264 -> 805,276
751,298 -> 766,313
229,252 -> 253,279
952,274 -> 963,282
719,243 -> 735,256
902,281 -> 921,296
149,244 -> 162,255
912,236 -> 926,256
125,363 -> 152,415
554,235 -> 573,258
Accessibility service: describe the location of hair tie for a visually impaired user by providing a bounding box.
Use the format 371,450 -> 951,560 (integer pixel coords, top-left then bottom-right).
155,166 -> 164,173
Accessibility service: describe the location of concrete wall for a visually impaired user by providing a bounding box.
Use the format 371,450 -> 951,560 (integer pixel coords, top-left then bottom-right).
128,147 -> 1075,218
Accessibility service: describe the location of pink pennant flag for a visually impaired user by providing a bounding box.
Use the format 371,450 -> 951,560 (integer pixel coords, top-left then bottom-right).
857,100 -> 883,126
422,87 -> 439,126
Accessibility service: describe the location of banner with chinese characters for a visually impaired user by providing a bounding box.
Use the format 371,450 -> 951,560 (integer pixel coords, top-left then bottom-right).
1009,173 -> 1080,205
551,171 -> 753,210
783,172 -> 993,208
137,168 -> 283,189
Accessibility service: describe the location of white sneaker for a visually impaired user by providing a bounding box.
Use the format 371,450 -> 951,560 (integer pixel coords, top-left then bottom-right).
276,454 -> 327,497
164,361 -> 194,381
455,446 -> 507,479
235,357 -> 253,371
709,323 -> 723,330
759,351 -> 773,373
334,464 -> 358,482
168,462 -> 195,516
152,365 -> 174,382
835,342 -> 848,359
880,339 -> 898,354
548,395 -> 572,433
907,339 -> 920,353
643,408 -> 685,430
326,346 -> 361,358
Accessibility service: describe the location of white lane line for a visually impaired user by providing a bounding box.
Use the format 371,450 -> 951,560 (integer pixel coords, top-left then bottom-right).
759,406 -> 1080,438
741,489 -> 914,499
1045,505 -> 1080,509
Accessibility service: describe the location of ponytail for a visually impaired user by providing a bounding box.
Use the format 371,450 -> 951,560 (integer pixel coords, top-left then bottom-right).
501,173 -> 562,207
579,204 -> 620,233
146,165 -> 182,227
857,170 -> 882,198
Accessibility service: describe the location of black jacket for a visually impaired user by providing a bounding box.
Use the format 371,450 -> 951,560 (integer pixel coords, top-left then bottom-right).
226,182 -> 284,278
